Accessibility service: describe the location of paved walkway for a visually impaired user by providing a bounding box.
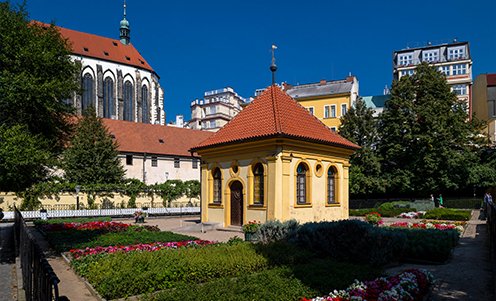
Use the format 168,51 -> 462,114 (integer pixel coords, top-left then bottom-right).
0,223 -> 17,301
385,210 -> 494,300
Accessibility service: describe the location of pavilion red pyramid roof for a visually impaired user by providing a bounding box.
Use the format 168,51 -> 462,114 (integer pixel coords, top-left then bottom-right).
192,85 -> 359,151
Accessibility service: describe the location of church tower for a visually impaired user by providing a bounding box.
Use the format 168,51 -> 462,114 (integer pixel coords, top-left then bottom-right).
119,0 -> 130,45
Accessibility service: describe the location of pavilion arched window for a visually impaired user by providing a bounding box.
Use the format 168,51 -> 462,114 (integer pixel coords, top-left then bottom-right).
82,73 -> 94,112
103,77 -> 114,118
213,168 -> 222,204
296,163 -> 308,205
327,167 -> 337,204
142,85 -> 149,123
253,163 -> 264,205
123,80 -> 134,121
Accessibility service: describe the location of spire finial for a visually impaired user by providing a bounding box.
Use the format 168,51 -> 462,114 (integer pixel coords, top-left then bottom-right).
123,0 -> 127,19
120,0 -> 130,45
270,44 -> 278,85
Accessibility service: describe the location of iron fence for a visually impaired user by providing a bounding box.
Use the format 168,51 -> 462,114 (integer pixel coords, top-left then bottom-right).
14,207 -> 61,301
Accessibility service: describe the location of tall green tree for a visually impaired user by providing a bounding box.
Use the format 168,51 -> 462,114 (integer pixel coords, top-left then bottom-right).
339,98 -> 384,196
378,63 -> 484,196
0,2 -> 80,190
63,107 -> 125,184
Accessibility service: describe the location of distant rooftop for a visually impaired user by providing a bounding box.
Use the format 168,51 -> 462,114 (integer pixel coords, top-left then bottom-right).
285,77 -> 356,99
361,95 -> 390,109
395,40 -> 469,53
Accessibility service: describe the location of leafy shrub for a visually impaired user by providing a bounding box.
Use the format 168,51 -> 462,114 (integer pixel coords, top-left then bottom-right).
72,243 -> 269,299
444,198 -> 481,209
33,217 -> 111,226
256,219 -> 299,244
349,208 -> 375,216
349,207 -> 415,217
293,220 -> 406,266
254,241 -> 314,266
423,208 -> 471,221
365,212 -> 382,225
389,228 -> 460,262
378,201 -> 411,210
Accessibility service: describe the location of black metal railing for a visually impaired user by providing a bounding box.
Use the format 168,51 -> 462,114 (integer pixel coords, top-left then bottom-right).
14,207 -> 61,301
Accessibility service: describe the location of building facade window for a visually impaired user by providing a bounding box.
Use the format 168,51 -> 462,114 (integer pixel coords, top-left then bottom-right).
151,156 -> 157,167
192,158 -> 198,169
253,163 -> 264,205
448,47 -> 465,60
123,80 -> 134,121
452,64 -> 467,75
209,120 -> 216,128
324,105 -> 330,118
213,168 -> 222,204
422,50 -> 439,62
330,105 -> 336,118
142,85 -> 149,123
126,154 -> 133,165
296,163 -> 308,205
103,77 -> 114,118
341,104 -> 347,116
452,84 -> 467,95
330,127 -> 337,132
82,73 -> 94,112
398,53 -> 413,66
327,167 -> 336,204
308,107 -> 314,115
400,69 -> 415,77
439,66 -> 450,76
174,157 -> 180,168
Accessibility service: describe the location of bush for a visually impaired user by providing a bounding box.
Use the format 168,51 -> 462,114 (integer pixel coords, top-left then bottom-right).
33,217 -> 111,226
349,208 -> 375,216
256,219 -> 299,244
150,267 -> 316,301
349,206 -> 416,217
444,198 -> 481,209
423,208 -> 471,221
72,243 -> 269,299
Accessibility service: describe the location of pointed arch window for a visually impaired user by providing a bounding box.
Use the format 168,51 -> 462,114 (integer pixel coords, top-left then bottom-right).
296,163 -> 308,205
327,167 -> 337,204
103,77 -> 114,118
82,73 -> 94,112
213,168 -> 222,204
123,80 -> 134,121
253,163 -> 264,205
142,85 -> 149,123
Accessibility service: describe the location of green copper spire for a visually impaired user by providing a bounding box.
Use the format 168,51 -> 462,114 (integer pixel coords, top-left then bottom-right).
120,0 -> 130,45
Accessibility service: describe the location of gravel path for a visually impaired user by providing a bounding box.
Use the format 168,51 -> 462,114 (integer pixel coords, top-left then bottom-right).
0,223 -> 17,301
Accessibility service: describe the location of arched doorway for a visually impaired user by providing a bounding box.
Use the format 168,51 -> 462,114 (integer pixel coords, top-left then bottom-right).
230,181 -> 243,226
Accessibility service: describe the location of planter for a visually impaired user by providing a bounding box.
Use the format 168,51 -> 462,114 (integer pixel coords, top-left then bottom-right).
244,232 -> 258,242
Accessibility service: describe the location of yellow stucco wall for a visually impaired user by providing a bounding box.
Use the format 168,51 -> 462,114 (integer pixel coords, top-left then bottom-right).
197,138 -> 353,226
297,94 -> 351,130
0,192 -> 198,211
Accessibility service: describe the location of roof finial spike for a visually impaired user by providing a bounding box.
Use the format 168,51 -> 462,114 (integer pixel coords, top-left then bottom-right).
120,0 -> 130,45
270,44 -> 278,85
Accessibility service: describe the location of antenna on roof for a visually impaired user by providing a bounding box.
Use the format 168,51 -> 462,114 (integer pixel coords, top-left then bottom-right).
270,44 -> 278,85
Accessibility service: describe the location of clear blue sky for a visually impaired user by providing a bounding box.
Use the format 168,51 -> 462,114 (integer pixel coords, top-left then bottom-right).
16,0 -> 496,123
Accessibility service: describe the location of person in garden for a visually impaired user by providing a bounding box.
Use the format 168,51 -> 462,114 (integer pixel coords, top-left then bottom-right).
484,192 -> 493,217
438,194 -> 444,208
431,194 -> 438,208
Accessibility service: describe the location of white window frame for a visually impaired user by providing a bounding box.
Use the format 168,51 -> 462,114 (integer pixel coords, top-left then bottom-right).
398,53 -> 413,66
452,84 -> 467,95
452,64 -> 467,75
324,105 -> 330,118
448,46 -> 465,60
439,66 -> 450,76
307,107 -> 314,115
422,50 -> 439,62
341,104 -> 347,116
209,120 -> 216,128
330,105 -> 336,118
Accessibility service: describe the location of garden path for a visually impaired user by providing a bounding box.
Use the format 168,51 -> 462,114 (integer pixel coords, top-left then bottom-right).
385,210 -> 493,300
0,223 -> 17,301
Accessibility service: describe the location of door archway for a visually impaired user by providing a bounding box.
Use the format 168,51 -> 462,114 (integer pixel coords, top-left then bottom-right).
230,181 -> 243,226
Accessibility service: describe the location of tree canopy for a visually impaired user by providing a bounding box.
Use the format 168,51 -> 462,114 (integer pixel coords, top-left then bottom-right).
63,107 -> 125,185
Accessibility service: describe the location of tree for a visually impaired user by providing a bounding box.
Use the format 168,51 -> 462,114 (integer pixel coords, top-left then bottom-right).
155,180 -> 185,207
0,2 -> 80,190
378,63 -> 484,196
184,180 -> 200,205
339,98 -> 384,196
0,125 -> 51,192
63,107 -> 125,184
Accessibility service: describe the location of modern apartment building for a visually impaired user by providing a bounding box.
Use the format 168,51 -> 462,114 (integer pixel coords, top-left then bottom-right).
283,76 -> 359,131
187,87 -> 246,132
472,74 -> 496,143
393,41 -> 472,114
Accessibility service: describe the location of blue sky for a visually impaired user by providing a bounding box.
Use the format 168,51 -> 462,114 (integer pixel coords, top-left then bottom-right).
17,0 -> 496,123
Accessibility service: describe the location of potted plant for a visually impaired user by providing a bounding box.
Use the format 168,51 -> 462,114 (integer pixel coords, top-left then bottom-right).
242,220 -> 260,241
134,210 -> 145,223
365,212 -> 382,226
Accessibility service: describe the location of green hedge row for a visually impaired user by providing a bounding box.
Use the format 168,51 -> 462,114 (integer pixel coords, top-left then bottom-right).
72,243 -> 269,299
443,199 -> 481,209
348,207 -> 414,217
423,208 -> 472,221
33,217 -> 111,225
396,228 -> 459,262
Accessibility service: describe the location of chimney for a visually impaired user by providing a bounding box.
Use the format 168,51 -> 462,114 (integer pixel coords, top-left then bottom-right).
319,79 -> 326,85
346,76 -> 354,82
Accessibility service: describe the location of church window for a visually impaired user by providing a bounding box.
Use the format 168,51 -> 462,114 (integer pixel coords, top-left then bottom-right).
213,168 -> 222,204
253,163 -> 264,205
103,77 -> 114,118
296,163 -> 308,205
123,80 -> 134,121
82,73 -> 94,112
142,85 -> 149,123
327,167 -> 337,204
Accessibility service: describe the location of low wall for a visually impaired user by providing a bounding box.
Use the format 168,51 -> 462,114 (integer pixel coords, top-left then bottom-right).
0,192 -> 199,211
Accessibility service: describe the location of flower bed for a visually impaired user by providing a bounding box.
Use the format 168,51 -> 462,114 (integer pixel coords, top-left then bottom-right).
41,221 -> 130,232
387,221 -> 464,234
303,269 -> 433,301
69,240 -> 215,259
398,211 -> 425,219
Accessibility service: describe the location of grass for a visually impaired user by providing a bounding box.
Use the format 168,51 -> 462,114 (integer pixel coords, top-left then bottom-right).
33,217 -> 111,225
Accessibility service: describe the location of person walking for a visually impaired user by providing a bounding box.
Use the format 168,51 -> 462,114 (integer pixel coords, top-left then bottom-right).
431,194 -> 437,208
438,194 -> 444,208
484,192 -> 493,218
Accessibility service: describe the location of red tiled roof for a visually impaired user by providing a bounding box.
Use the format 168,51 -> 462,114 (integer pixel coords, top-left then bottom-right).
192,85 -> 359,150
487,74 -> 496,87
34,22 -> 155,73
102,119 -> 213,157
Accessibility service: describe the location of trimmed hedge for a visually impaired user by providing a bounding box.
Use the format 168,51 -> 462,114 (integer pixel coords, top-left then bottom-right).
423,208 -> 472,221
349,207 -> 414,217
33,217 -> 111,225
444,198 -> 481,209
72,243 -> 269,299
